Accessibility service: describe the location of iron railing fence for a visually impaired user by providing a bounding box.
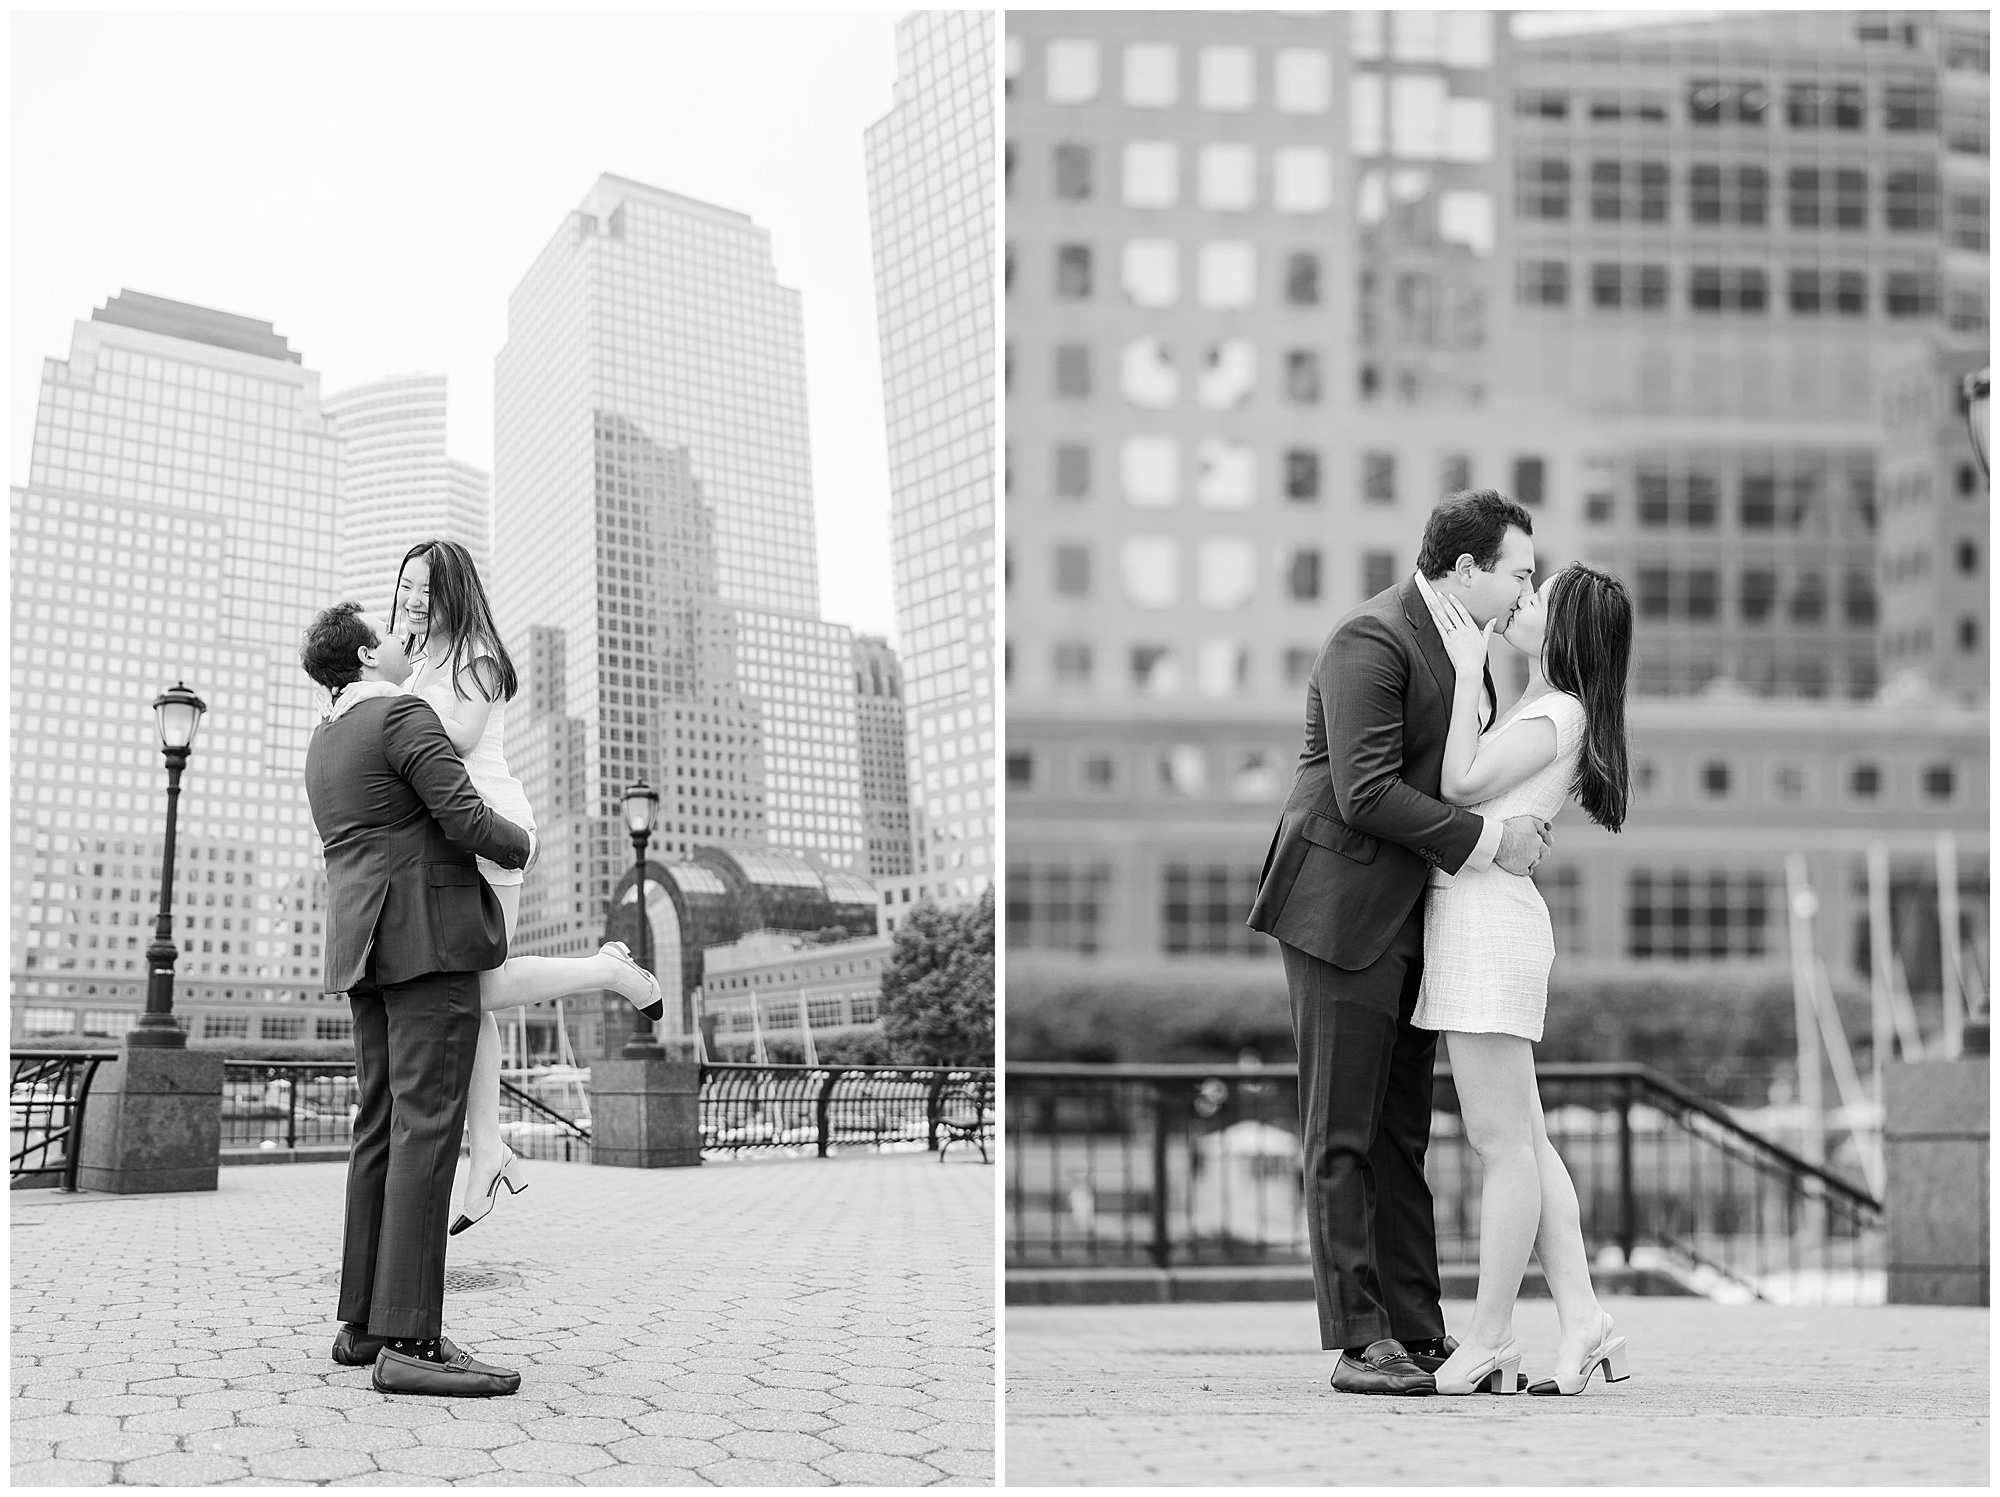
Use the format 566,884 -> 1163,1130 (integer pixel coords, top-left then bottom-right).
701,1064 -> 995,1159
9,1051 -> 108,1190
1007,1062 -> 1885,1306
219,1061 -> 591,1163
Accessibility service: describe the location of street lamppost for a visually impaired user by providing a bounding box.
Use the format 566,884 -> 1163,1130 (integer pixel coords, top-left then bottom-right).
131,682 -> 206,1050
620,778 -> 663,1060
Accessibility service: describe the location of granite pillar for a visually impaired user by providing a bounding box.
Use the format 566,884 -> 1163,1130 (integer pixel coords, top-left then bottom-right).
75,1046 -> 225,1195
588,1058 -> 703,1169
1883,1055 -> 1989,1306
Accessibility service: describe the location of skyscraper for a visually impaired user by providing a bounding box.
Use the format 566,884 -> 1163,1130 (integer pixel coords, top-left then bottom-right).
493,174 -> 867,972
323,373 -> 489,613
866,11 -> 999,899
11,291 -> 339,1042
853,634 -> 914,878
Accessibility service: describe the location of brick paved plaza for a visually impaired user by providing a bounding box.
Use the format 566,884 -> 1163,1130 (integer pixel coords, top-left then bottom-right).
1007,1296 -> 1988,1486
12,1153 -> 994,1486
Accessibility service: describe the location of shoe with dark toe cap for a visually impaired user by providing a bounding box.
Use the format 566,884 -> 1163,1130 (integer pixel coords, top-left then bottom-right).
1330,1338 -> 1436,1396
1407,1335 -> 1528,1391
372,1343 -> 520,1397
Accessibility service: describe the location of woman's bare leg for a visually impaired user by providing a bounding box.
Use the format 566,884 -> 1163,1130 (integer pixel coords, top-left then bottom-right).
1532,1108 -> 1609,1372
1445,1030 -> 1544,1351
460,884 -> 522,1208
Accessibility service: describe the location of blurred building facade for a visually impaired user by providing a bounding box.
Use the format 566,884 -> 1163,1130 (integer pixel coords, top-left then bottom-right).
1004,11 -> 1989,990
323,372 -> 489,614
10,292 -> 340,1044
867,11 -> 999,902
702,928 -> 893,1061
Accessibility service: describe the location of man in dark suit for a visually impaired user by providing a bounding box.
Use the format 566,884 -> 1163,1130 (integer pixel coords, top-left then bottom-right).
301,602 -> 532,1398
1247,491 -> 1550,1395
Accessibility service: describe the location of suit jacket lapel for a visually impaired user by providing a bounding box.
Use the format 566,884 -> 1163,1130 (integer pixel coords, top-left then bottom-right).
1399,577 -> 1457,713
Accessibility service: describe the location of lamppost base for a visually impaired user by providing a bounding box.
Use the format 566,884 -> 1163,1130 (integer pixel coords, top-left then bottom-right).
588,1057 -> 702,1169
75,1046 -> 224,1194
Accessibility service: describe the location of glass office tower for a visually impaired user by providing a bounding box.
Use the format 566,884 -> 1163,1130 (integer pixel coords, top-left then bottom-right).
866,11 -> 999,898
324,372 -> 489,614
11,291 -> 340,1042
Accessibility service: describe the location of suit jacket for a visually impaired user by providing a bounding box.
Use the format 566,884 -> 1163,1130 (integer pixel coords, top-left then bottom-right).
1246,576 -> 1493,971
304,693 -> 532,993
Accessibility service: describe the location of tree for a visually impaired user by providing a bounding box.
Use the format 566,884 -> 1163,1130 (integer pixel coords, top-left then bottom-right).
879,889 -> 994,1066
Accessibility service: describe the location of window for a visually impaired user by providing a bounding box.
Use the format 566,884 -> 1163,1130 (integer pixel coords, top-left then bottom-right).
1054,443 -> 1091,499
1283,646 -> 1316,688
1516,88 -> 1567,120
1052,643 -> 1092,686
1773,764 -> 1806,801
1053,144 -> 1092,200
1517,157 -> 1570,218
1122,42 -> 1178,107
261,1014 -> 305,1040
1884,271 -> 1938,318
1273,147 -> 1332,213
1079,751 -> 1115,790
1512,456 -> 1546,507
1627,870 -> 1770,959
1701,761 -> 1732,797
1121,339 -> 1177,406
1849,762 -> 1881,799
1284,449 -> 1320,502
1198,340 -> 1254,408
1924,764 -> 1957,801
1195,439 -> 1255,508
1362,451 -> 1396,504
1162,864 -> 1268,956
201,1013 -> 249,1039
1122,436 -> 1177,506
1944,96 -> 1989,155
1790,571 -> 1826,623
1007,862 -> 1111,954
1197,144 -> 1255,210
1130,645 -> 1176,695
1590,159 -> 1669,221
1959,616 -> 1980,652
1740,568 -> 1777,622
1284,251 -> 1320,305
1274,48 -> 1331,115
1287,548 -> 1322,601
1053,344 -> 1091,398
1690,163 -> 1768,224
1363,551 -> 1398,596
1885,171 -> 1939,230
1592,262 -> 1667,309
1045,39 -> 1102,105
1284,349 -> 1322,403
1198,45 -> 1255,111
1843,570 -> 1877,625
1786,81 -> 1864,129
1949,191 -> 1989,251
1689,79 -> 1768,126
1196,539 -> 1256,609
1053,544 -> 1091,597
315,1015 -> 352,1042
22,1008 -> 75,1036
1587,91 -> 1667,123
1122,240 -> 1179,307
1519,260 -> 1569,306
1690,266 -> 1767,313
1122,141 -> 1179,207
1197,242 -> 1255,308
1957,539 -> 1980,575
1055,245 -> 1093,298
1122,538 -> 1180,609
1883,82 -> 1939,132
1006,752 -> 1034,788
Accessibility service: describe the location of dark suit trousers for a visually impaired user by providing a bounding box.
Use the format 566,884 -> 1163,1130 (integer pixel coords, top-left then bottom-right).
1282,900 -> 1446,1351
337,963 -> 480,1339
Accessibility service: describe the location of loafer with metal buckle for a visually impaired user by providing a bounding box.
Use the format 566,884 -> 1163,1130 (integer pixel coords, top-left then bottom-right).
1330,1338 -> 1436,1396
372,1343 -> 521,1397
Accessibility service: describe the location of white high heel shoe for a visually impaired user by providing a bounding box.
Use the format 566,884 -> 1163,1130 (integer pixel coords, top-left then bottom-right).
450,1144 -> 526,1236
1528,1314 -> 1630,1395
1432,1336 -> 1523,1395
602,941 -> 664,1021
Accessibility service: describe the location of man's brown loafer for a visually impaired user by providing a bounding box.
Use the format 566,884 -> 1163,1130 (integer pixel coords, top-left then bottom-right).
1331,1338 -> 1436,1395
372,1343 -> 520,1397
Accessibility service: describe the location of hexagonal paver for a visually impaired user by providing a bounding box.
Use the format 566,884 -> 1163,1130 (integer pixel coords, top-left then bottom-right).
298,1422 -> 418,1454
816,1450 -> 946,1485
411,1419 -> 528,1450
699,1458 -> 834,1486
627,1410 -> 735,1441
490,1441 -> 618,1477
718,1429 -> 837,1463
244,1446 -> 379,1482
198,1426 -> 302,1459
376,1445 -> 502,1479
53,1431 -> 180,1463
8,1459 -> 114,1487
602,1435 -> 725,1468
116,1452 -> 253,1486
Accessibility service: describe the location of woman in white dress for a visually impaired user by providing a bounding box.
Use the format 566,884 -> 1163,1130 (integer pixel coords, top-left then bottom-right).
1413,562 -> 1635,1398
387,541 -> 663,1233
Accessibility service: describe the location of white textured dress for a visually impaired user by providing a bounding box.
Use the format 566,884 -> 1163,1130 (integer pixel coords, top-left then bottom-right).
1412,690 -> 1587,1043
408,655 -> 537,889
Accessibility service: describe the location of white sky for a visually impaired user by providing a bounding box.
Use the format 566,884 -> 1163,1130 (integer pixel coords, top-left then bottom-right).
9,9 -> 906,643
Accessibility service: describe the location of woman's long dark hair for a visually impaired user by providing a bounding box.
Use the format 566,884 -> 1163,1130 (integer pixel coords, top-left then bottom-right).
390,539 -> 519,703
1542,563 -> 1631,832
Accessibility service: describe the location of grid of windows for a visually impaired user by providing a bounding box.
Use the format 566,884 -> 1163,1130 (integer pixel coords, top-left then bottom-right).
1006,862 -> 1111,954
1162,864 -> 1270,956
1627,870 -> 1771,959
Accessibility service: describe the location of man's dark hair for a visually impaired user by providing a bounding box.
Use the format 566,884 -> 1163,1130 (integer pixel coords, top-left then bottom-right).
1415,489 -> 1535,578
300,602 -> 379,692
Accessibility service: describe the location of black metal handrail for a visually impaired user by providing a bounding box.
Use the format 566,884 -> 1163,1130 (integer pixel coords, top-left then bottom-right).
1007,1061 -> 1885,1305
10,1051 -> 108,1190
701,1063 -> 996,1159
